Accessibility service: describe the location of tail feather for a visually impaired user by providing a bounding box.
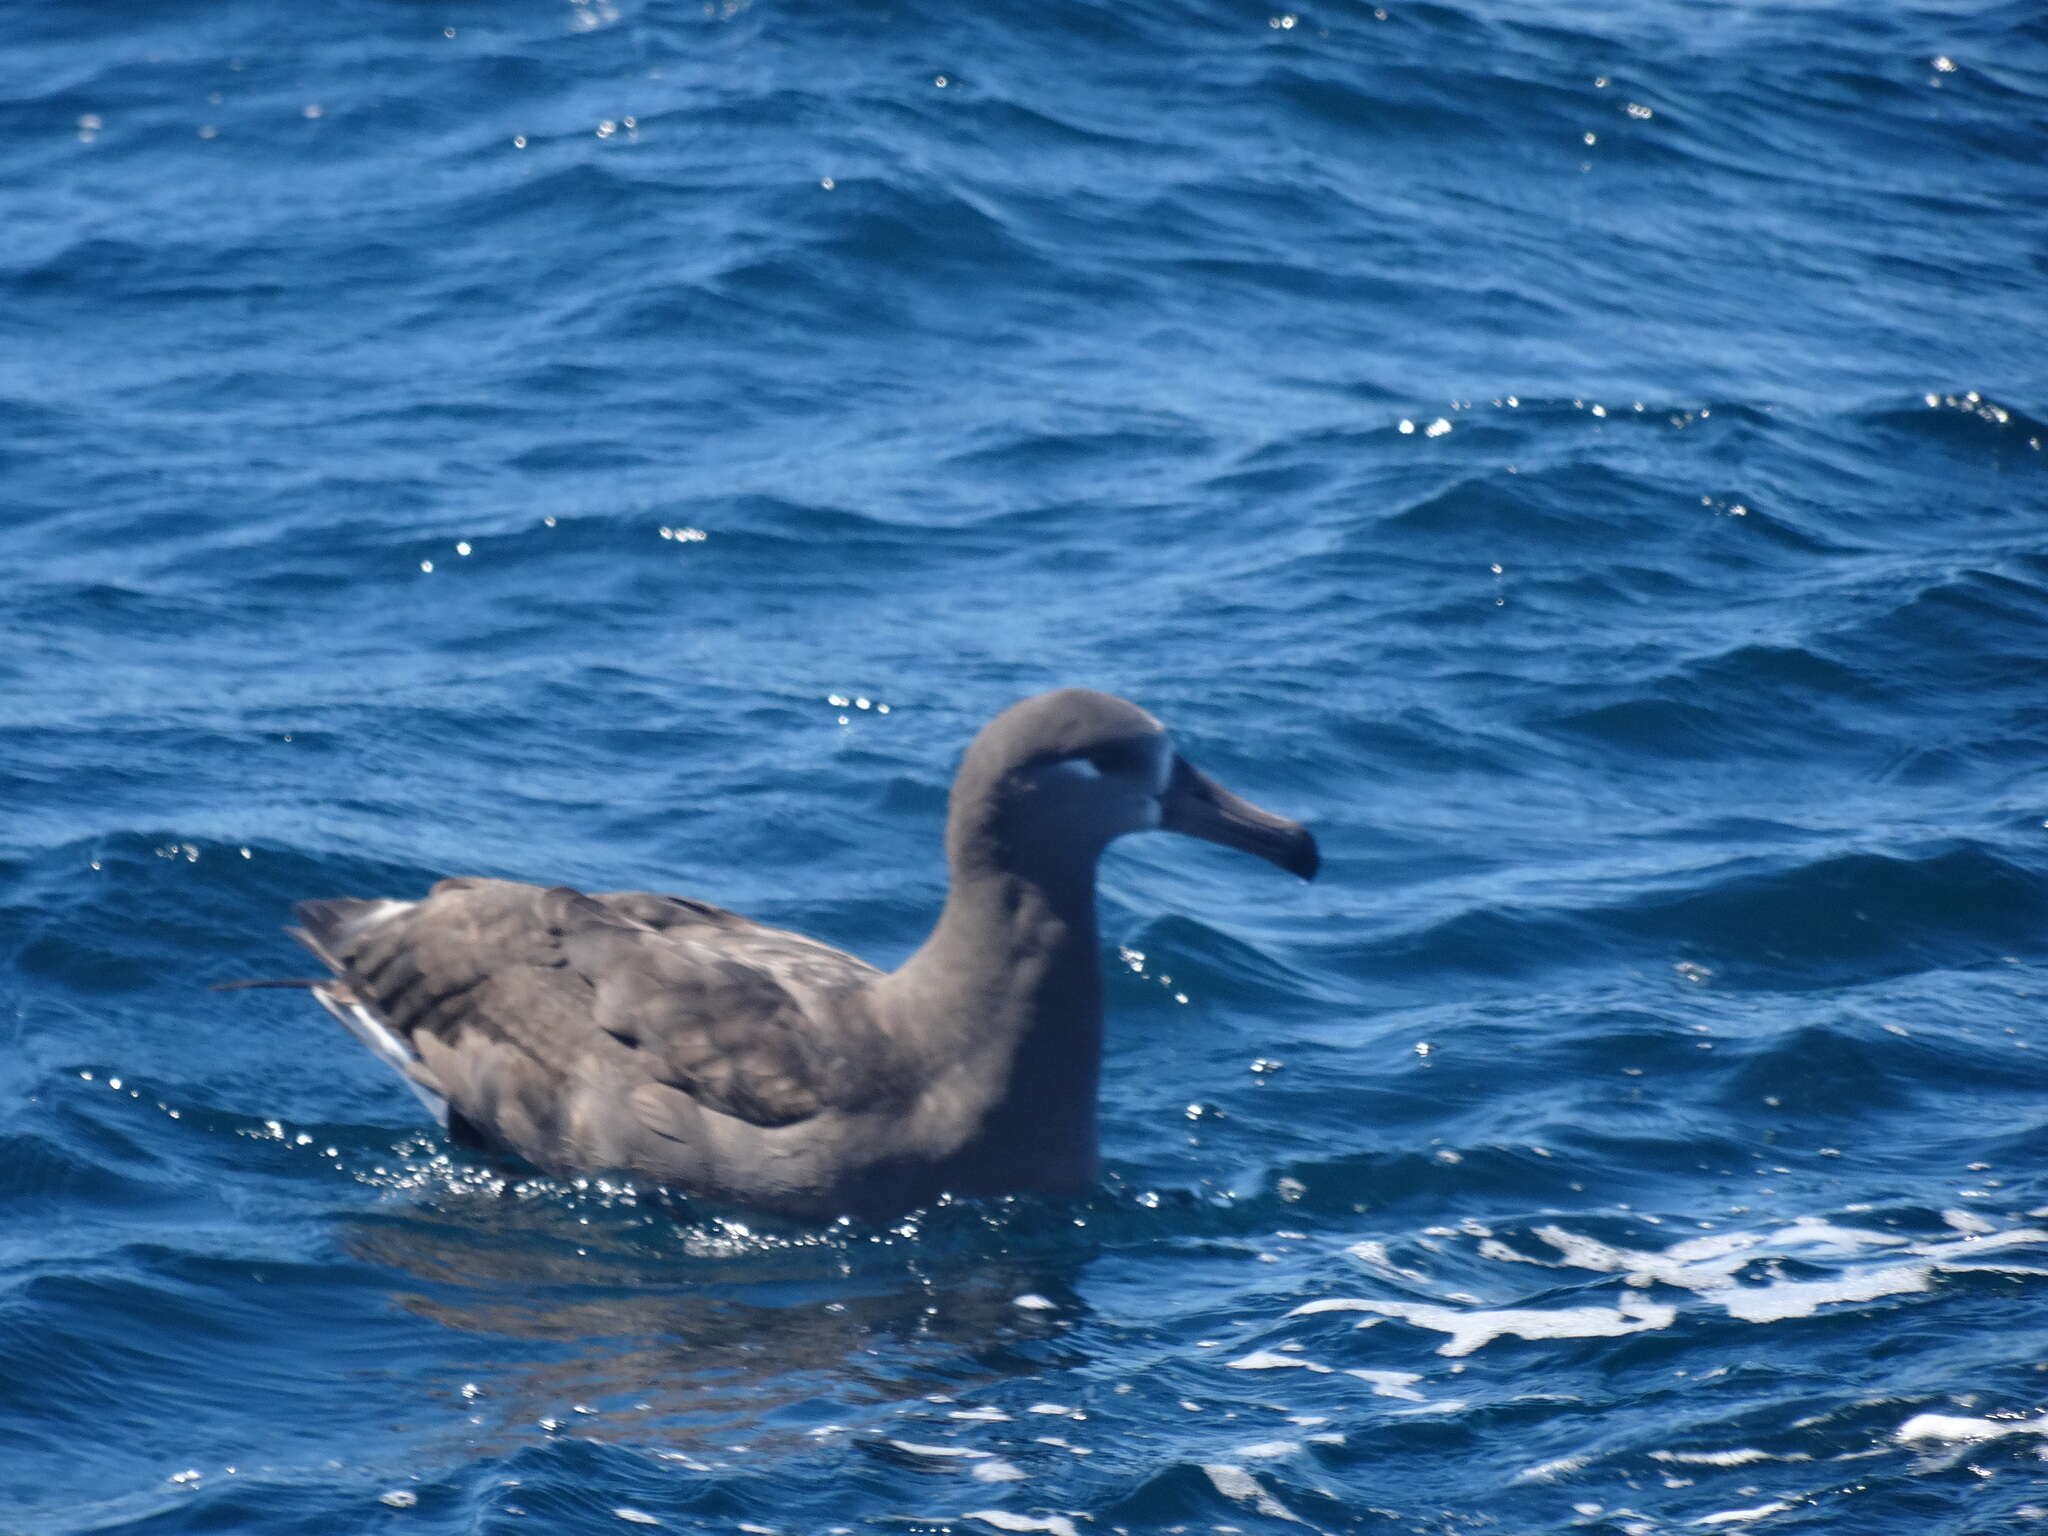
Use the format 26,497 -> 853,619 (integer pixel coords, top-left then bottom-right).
258,895 -> 452,1127
292,897 -> 412,969
307,983 -> 452,1128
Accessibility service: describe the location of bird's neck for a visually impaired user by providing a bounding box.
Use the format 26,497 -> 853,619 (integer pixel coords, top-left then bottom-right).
884,856 -> 1106,1195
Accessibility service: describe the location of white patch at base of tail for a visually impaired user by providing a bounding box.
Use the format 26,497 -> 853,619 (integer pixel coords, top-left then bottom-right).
311,983 -> 450,1127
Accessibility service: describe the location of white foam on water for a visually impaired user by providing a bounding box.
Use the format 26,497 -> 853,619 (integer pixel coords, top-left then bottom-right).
1202,1464 -> 1304,1523
1526,1217 -> 1911,1295
1711,1261 -> 1931,1323
1227,1348 -> 1332,1373
1269,1212 -> 2039,1409
963,1513 -> 1080,1536
1895,1411 -> 2048,1445
886,1440 -> 991,1460
1291,1292 -> 1675,1356
1649,1448 -> 1780,1467
1515,1453 -> 1592,1482
1692,1501 -> 1792,1526
1344,1368 -> 1426,1400
1496,1218 -> 2048,1325
1346,1240 -> 1429,1283
1914,1227 -> 2048,1257
1522,1225 -> 1769,1290
1713,1226 -> 2048,1322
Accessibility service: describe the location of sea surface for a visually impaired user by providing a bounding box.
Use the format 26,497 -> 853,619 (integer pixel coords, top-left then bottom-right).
5,1 -> 2048,1531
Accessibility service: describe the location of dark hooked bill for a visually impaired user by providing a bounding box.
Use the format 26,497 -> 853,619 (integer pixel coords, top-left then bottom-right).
1159,756 -> 1319,881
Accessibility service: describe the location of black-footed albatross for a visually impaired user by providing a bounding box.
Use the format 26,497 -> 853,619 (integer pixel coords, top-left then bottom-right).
272,689 -> 1317,1219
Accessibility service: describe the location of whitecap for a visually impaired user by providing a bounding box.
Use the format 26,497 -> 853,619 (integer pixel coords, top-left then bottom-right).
1227,1348 -> 1331,1372
1202,1464 -> 1304,1523
1502,1217 -> 2048,1325
1692,1500 -> 1793,1525
885,1439 -> 991,1460
1291,1292 -> 1675,1356
1515,1453 -> 1591,1481
963,1513 -> 1080,1536
1709,1261 -> 1930,1323
1896,1411 -> 2048,1445
1343,1368 -> 1426,1400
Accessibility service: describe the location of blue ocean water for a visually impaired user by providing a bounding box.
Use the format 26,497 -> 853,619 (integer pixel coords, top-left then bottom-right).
5,0 -> 2048,1530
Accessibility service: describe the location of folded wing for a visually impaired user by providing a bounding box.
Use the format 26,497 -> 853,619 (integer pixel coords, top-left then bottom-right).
292,878 -> 901,1161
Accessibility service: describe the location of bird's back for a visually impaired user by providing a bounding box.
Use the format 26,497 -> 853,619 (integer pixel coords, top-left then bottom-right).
292,877 -> 919,1208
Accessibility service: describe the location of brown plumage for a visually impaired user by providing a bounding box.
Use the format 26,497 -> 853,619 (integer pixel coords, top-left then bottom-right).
273,690 -> 1317,1219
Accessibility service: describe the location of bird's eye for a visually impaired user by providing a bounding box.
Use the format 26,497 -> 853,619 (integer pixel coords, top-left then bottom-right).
1083,742 -> 1142,777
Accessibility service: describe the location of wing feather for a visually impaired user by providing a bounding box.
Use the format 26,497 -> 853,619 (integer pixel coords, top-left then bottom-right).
292,878 -> 905,1145
546,887 -> 900,1128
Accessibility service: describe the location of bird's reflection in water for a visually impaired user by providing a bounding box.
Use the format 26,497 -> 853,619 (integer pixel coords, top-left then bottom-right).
340,1181 -> 1095,1460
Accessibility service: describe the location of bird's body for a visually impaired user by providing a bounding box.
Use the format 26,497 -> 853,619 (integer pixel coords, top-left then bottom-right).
280,689 -> 1316,1219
